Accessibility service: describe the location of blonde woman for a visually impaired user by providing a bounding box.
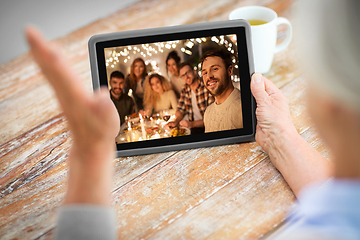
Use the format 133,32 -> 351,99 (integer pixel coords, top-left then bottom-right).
143,73 -> 177,115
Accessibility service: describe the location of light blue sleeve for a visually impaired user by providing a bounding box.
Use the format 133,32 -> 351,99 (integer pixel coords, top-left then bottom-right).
54,205 -> 117,240
270,178 -> 360,240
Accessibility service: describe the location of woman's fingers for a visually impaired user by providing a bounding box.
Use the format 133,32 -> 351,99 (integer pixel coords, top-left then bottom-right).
25,27 -> 90,115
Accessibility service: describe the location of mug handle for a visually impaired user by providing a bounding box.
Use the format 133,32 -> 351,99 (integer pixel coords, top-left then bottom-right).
274,17 -> 292,53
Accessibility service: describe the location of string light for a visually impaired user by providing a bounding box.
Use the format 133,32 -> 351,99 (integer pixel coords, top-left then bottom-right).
145,59 -> 161,73
211,36 -> 219,43
104,36 -> 238,75
186,41 -> 194,48
184,49 -> 192,55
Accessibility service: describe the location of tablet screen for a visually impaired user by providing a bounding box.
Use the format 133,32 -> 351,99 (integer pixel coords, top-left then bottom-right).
91,22 -> 255,155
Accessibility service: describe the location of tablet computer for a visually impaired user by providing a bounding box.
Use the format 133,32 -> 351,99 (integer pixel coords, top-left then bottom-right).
88,20 -> 256,157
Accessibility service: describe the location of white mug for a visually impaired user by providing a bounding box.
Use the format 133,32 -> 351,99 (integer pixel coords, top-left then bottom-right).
229,6 -> 292,73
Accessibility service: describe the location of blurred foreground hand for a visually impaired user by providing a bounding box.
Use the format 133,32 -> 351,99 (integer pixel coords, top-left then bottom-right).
26,27 -> 119,206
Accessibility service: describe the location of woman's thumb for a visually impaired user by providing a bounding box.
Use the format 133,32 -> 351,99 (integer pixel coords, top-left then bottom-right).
251,72 -> 267,102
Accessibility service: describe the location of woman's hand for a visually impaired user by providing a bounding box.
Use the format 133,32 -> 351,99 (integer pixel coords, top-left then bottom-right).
26,27 -> 119,206
251,73 -> 333,196
251,73 -> 298,154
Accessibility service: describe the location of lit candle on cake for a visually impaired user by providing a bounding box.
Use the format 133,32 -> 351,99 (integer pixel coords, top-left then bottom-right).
139,113 -> 146,140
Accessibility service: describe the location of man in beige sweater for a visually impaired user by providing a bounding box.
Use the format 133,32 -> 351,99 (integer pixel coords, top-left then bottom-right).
201,49 -> 243,133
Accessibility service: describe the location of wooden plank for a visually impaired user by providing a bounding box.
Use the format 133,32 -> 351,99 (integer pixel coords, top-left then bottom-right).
0,150 -> 177,239
146,137 -> 330,240
111,143 -> 267,239
148,126 -> 330,240
0,115 -> 70,198
0,162 -> 67,240
146,158 -> 295,240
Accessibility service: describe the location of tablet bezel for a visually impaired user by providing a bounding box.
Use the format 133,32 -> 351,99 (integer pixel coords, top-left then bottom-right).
88,20 -> 256,157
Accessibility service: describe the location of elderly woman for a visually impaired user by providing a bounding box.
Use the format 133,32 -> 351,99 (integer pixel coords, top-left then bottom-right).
143,73 -> 177,115
262,0 -> 360,238
25,0 -> 359,239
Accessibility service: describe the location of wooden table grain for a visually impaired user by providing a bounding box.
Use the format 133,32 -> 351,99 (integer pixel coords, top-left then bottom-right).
0,0 -> 330,239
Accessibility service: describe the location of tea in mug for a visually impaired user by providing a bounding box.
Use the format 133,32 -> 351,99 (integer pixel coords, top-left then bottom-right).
248,19 -> 268,26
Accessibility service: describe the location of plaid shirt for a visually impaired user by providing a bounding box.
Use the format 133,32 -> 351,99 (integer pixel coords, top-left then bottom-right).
177,79 -> 215,121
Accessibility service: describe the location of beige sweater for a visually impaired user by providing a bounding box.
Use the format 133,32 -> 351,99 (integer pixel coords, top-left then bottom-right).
204,88 -> 243,133
145,90 -> 178,113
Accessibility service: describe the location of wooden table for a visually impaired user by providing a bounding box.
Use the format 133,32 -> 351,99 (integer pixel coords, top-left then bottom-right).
0,0 -> 330,239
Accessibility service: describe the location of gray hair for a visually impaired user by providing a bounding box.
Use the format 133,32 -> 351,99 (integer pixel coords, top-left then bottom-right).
296,0 -> 360,111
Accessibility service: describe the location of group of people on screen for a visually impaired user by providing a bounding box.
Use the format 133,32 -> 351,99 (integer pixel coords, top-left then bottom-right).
108,49 -> 243,134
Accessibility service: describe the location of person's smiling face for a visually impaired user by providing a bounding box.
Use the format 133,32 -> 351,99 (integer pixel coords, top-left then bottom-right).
150,76 -> 164,94
133,61 -> 145,79
179,65 -> 196,86
109,77 -> 125,98
201,56 -> 232,96
167,58 -> 179,76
